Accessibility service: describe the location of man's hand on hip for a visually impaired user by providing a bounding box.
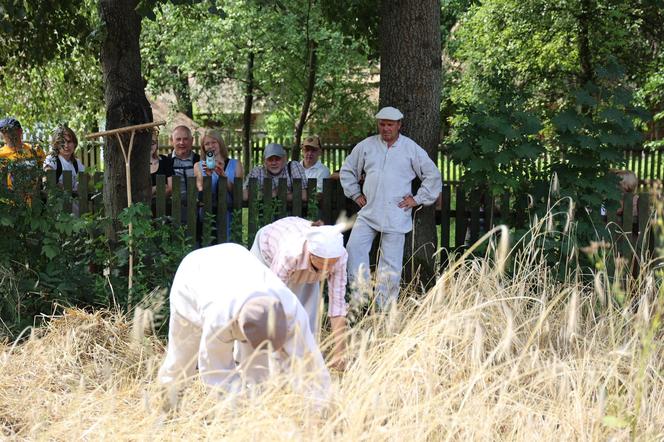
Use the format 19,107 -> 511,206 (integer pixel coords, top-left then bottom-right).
398,195 -> 418,211
354,195 -> 367,208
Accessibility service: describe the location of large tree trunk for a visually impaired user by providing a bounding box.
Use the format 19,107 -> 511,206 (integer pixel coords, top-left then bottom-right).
99,0 -> 153,234
171,66 -> 194,119
242,51 -> 255,175
293,40 -> 318,161
379,0 -> 442,288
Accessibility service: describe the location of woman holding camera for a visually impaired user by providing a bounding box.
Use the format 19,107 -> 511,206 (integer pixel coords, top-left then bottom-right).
194,130 -> 244,240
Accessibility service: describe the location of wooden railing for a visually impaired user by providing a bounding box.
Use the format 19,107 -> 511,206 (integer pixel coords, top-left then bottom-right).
46,169 -> 657,272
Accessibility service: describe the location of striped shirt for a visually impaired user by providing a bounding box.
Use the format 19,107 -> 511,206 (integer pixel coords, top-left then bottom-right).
258,217 -> 348,317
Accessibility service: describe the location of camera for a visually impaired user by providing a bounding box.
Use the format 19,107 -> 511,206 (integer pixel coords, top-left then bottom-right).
205,150 -> 215,170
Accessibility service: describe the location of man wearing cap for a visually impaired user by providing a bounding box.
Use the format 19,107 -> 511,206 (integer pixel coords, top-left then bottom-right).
300,136 -> 330,192
158,242 -> 330,407
250,216 -> 348,369
243,143 -> 307,202
0,117 -> 45,189
340,106 -> 441,309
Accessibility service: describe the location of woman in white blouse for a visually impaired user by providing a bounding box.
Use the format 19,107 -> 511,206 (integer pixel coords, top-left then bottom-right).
43,125 -> 85,192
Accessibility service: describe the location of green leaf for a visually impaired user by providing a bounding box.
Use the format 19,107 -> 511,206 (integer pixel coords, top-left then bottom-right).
552,110 -> 581,133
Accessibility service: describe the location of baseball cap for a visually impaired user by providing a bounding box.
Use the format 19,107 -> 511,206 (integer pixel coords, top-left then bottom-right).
0,117 -> 22,132
238,296 -> 288,350
302,136 -> 321,149
375,107 -> 404,121
264,143 -> 286,159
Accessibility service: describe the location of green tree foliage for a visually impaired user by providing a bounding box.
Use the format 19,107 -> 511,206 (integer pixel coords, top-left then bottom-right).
141,0 -> 374,139
0,0 -> 103,132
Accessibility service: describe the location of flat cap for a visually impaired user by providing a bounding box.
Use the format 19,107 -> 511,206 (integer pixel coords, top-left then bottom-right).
238,296 -> 288,350
264,143 -> 287,159
374,106 -> 404,121
0,117 -> 22,132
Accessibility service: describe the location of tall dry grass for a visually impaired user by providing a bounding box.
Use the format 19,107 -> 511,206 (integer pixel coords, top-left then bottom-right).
1,228 -> 663,440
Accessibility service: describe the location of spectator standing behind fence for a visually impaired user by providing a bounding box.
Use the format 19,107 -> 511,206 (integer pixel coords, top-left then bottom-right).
300,136 -> 330,192
250,216 -> 349,370
43,125 -> 85,192
150,130 -> 173,197
170,125 -> 199,198
0,117 -> 45,189
194,130 -> 244,237
615,169 -> 639,219
243,143 -> 307,202
340,107 -> 442,310
158,243 -> 330,410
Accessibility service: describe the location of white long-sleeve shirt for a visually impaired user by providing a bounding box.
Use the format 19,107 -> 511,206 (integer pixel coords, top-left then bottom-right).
340,134 -> 442,233
168,243 -> 331,395
301,160 -> 331,191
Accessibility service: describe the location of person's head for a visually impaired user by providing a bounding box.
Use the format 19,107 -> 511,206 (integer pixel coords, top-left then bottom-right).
50,125 -> 78,161
305,225 -> 345,272
0,117 -> 23,148
237,296 -> 288,350
263,143 -> 287,175
301,136 -> 322,168
201,130 -> 229,161
170,125 -> 193,159
151,129 -> 160,159
375,106 -> 403,145
615,170 -> 638,194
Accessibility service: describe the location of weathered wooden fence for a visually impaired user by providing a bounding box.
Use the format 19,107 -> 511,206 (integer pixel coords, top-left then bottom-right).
48,169 -> 657,272
68,133 -> 664,185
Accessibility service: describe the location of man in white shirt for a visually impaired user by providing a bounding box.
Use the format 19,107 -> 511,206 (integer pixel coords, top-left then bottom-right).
300,136 -> 330,192
340,106 -> 442,309
158,243 -> 331,408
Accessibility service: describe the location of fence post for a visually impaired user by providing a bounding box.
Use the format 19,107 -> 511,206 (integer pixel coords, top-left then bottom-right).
321,179 -> 333,225
186,176 -> 197,247
292,178 -> 303,217
201,175 -> 213,247
155,174 -> 166,217
247,178 -> 259,246
172,179 -> 182,225
217,176 -> 228,244
440,184 -> 451,270
232,178 -> 243,244
78,172 -> 89,216
276,178 -> 288,220
62,171 -> 73,214
454,184 -> 466,249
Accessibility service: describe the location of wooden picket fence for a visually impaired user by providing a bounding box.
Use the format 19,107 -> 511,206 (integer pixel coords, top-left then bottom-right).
47,169 -> 657,273
67,134 -> 664,185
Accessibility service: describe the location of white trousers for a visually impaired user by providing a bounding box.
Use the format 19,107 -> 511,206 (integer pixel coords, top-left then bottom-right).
250,228 -> 321,334
346,217 -> 405,309
158,312 -> 278,390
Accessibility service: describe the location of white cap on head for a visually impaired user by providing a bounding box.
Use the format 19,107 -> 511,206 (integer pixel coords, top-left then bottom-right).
305,225 -> 345,259
375,106 -> 404,121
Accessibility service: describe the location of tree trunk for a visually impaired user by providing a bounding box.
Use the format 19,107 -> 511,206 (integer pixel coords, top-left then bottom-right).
242,51 -> 255,175
171,66 -> 194,119
577,0 -> 595,87
99,0 -> 153,234
379,0 -> 442,288
293,40 -> 318,161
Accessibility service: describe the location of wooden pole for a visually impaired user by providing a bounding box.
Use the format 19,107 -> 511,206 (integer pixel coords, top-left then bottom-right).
86,120 -> 165,307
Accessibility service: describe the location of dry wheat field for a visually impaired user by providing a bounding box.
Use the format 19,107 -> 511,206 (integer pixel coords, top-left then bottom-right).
1,232 -> 663,441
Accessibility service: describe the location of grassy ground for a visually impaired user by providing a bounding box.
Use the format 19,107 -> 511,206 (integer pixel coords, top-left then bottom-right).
1,224 -> 662,440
